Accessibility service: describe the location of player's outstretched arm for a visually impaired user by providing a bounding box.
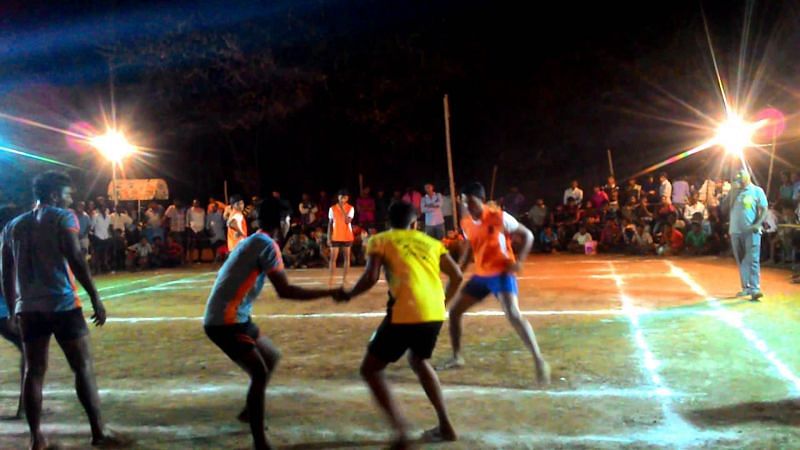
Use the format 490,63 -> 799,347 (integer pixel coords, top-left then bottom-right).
457,240 -> 472,272
62,229 -> 106,326
267,270 -> 339,301
440,253 -> 463,305
345,254 -> 382,300
512,223 -> 535,264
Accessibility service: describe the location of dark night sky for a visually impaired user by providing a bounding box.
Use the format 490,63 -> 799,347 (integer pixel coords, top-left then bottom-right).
1,0 -> 798,205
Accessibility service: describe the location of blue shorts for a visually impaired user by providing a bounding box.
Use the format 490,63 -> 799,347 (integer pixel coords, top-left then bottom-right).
462,274 -> 518,300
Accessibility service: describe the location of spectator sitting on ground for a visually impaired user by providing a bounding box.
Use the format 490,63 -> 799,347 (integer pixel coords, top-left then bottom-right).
621,218 -> 636,246
625,178 -> 642,203
657,223 -> 683,256
683,193 -> 707,222
127,237 -> 153,271
151,236 -> 165,267
636,197 -> 655,226
539,226 -> 557,253
621,195 -> 638,223
599,219 -> 622,253
578,201 -> 600,226
608,191 -> 621,213
655,196 -> 676,232
162,235 -> 184,267
283,230 -> 313,269
590,186 -> 609,209
629,224 -> 655,255
569,225 -> 593,254
685,221 -> 708,256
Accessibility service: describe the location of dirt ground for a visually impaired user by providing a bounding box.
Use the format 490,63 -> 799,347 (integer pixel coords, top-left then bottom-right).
0,254 -> 799,449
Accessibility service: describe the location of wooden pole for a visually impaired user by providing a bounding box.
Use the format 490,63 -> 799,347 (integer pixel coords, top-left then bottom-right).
444,95 -> 458,228
607,149 -> 615,178
766,129 -> 777,200
489,165 -> 498,201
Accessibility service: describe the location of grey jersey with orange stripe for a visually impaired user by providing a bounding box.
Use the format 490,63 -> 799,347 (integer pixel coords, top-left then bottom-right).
1,206 -> 82,313
203,231 -> 284,326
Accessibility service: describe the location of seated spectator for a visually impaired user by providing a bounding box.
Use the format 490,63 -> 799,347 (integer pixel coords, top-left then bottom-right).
599,220 -> 623,253
655,196 -> 676,233
625,178 -> 642,203
621,196 -> 638,223
568,225 -> 593,254
627,224 -> 655,255
621,218 -> 637,246
127,237 -> 153,271
283,231 -> 314,269
657,223 -> 683,256
608,191 -> 621,213
578,201 -> 600,226
636,197 -> 655,226
539,226 -> 558,253
684,221 -> 708,256
150,236 -> 165,267
683,193 -> 707,222
162,235 -> 184,267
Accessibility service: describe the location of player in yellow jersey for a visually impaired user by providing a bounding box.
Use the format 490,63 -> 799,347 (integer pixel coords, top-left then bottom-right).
344,201 -> 462,450
438,182 -> 550,386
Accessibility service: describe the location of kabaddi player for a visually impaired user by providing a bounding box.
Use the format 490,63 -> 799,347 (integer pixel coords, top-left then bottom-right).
0,171 -> 123,449
227,195 -> 248,252
344,201 -> 462,450
438,182 -> 550,385
0,206 -> 23,420
203,196 -> 345,450
327,189 -> 355,286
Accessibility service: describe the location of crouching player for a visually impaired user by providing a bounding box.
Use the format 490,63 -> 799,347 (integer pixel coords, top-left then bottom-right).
343,201 -> 462,450
203,197 -> 345,450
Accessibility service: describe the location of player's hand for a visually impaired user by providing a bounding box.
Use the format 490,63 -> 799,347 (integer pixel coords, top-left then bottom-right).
504,261 -> 522,274
91,302 -> 107,327
332,287 -> 350,303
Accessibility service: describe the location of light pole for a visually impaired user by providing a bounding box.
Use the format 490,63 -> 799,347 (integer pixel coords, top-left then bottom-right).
89,129 -> 135,209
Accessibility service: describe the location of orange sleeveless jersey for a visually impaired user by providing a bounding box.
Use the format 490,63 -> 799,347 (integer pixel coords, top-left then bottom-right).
227,212 -> 248,251
460,205 -> 515,276
329,203 -> 355,242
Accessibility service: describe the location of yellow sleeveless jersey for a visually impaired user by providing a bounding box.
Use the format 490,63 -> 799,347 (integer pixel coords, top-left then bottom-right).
366,229 -> 447,324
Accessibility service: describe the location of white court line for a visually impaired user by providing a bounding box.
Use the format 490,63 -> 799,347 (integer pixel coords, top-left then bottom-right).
0,382 -> 697,400
608,262 -> 696,439
104,309 -> 628,323
667,261 -> 800,394
101,272 -> 217,300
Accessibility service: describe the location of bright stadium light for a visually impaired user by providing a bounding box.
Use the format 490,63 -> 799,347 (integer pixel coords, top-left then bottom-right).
90,129 -> 135,163
714,113 -> 757,158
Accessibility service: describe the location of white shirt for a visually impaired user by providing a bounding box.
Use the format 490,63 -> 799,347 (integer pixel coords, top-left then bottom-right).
660,180 -> 672,200
129,242 -> 152,258
110,212 -> 133,233
92,211 -> 112,240
572,231 -> 592,245
421,193 -> 445,226
564,187 -> 584,205
764,208 -> 779,234
634,231 -> 654,246
683,202 -> 708,221
187,207 -> 206,233
441,195 -> 453,217
145,208 -> 162,228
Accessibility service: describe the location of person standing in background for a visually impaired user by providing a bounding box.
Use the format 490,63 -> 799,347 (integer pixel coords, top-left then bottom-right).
421,183 -> 445,240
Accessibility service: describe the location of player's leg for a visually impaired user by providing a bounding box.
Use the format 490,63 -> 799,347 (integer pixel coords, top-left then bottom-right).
0,320 -> 24,419
342,246 -> 352,284
438,278 -> 486,369
408,349 -> 456,442
57,333 -> 108,444
235,348 -> 272,450
496,289 -> 550,386
360,353 -> 409,448
328,246 -> 340,286
18,314 -> 51,450
237,335 -> 281,424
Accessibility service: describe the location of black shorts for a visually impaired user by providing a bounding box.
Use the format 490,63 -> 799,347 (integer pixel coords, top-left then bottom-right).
18,309 -> 89,344
205,321 -> 261,361
368,317 -> 443,363
330,241 -> 352,248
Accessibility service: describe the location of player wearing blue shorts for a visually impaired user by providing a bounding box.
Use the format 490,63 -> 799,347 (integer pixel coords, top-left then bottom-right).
438,182 -> 550,385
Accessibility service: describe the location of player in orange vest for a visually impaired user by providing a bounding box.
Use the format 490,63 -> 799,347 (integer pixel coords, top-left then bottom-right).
327,189 -> 355,286
438,182 -> 550,385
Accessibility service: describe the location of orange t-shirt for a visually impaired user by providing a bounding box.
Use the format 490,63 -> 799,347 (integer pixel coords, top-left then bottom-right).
328,203 -> 355,242
227,211 -> 248,251
460,205 -> 517,276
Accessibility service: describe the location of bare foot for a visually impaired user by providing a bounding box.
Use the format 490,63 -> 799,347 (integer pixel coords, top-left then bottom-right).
536,360 -> 551,386
91,431 -> 134,448
436,356 -> 465,371
237,408 -> 269,430
421,425 -> 457,442
388,435 -> 412,450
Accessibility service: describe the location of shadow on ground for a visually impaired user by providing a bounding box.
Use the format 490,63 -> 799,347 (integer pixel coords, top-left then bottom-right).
687,399 -> 800,427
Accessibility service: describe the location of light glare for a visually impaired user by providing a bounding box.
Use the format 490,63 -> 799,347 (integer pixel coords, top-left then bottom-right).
90,130 -> 135,162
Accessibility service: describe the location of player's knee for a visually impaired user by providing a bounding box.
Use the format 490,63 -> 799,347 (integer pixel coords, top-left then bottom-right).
359,361 -> 378,379
25,360 -> 47,378
407,353 -> 424,372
